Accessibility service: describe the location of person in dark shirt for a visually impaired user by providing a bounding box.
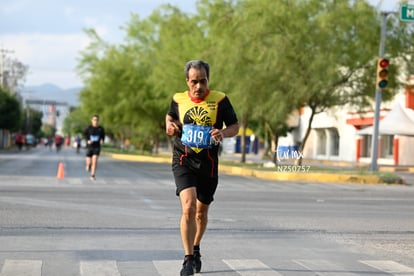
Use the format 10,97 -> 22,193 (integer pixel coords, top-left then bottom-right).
166,60 -> 239,275
54,135 -> 63,152
75,135 -> 82,153
84,114 -> 105,181
14,132 -> 24,151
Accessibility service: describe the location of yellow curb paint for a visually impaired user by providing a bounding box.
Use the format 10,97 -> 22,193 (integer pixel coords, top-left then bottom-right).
109,153 -> 171,164
104,153 -> 396,184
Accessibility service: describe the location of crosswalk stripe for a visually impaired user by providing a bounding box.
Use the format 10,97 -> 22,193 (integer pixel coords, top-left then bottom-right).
293,259 -> 360,276
223,259 -> 283,275
153,260 -> 187,276
80,261 -> 121,276
0,259 -> 42,276
360,260 -> 414,276
2,258 -> 414,275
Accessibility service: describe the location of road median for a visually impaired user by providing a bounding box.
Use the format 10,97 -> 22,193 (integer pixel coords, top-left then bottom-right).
104,152 -> 404,185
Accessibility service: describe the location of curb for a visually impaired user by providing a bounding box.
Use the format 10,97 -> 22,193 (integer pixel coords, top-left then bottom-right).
218,165 -> 384,184
105,153 -> 404,185
109,153 -> 172,164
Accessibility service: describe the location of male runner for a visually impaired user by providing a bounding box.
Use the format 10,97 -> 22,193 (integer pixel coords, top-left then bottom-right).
166,60 -> 239,275
84,114 -> 105,181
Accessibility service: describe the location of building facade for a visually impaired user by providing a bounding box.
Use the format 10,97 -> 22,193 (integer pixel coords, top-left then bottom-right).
279,79 -> 414,167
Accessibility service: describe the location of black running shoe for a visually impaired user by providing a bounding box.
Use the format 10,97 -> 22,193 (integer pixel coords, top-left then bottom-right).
194,251 -> 201,273
180,256 -> 195,276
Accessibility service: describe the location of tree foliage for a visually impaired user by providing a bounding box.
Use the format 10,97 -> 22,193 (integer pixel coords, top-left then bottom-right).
0,87 -> 22,131
74,0 -> 414,160
22,107 -> 42,135
62,107 -> 90,137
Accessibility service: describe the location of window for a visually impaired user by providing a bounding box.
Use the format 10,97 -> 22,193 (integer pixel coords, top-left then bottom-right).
329,128 -> 340,156
316,129 -> 326,155
362,135 -> 372,157
381,135 -> 394,157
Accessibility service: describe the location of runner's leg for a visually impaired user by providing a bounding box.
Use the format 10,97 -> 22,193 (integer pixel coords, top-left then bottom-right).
91,154 -> 98,177
179,187 -> 197,256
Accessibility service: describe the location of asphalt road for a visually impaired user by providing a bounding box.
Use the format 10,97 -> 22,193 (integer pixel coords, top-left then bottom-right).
0,146 -> 413,276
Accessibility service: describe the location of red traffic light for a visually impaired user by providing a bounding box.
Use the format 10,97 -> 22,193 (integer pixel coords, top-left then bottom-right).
379,58 -> 389,68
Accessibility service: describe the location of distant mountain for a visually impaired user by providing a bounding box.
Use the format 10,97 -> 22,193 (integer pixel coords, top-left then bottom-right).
20,83 -> 82,107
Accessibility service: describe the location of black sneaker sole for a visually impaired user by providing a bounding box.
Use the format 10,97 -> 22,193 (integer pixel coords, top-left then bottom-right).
180,268 -> 194,276
180,260 -> 195,276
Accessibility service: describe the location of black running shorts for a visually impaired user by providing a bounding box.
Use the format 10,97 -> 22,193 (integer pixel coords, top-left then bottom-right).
173,164 -> 218,205
86,147 -> 101,157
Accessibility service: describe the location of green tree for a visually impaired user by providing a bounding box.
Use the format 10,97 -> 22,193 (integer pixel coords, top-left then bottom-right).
74,0 -> 414,163
200,0 -> 409,164
22,107 -> 42,136
195,0 -> 259,162
267,0 -> 411,164
0,88 -> 22,131
77,5 -> 207,152
62,107 -> 90,137
124,5 -> 208,152
41,124 -> 56,138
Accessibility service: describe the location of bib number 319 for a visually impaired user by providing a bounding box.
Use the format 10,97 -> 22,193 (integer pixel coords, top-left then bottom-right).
181,124 -> 212,148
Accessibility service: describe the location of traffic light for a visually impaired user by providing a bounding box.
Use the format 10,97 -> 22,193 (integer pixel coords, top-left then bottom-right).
376,58 -> 389,90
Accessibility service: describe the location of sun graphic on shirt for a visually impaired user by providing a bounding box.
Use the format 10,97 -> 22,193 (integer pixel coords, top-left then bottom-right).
184,106 -> 212,126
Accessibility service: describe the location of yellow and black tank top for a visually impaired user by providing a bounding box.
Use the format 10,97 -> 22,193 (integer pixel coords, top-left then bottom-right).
167,90 -> 238,155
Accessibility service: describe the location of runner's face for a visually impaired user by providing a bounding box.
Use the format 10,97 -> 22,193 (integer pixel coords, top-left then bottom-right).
91,117 -> 99,127
186,68 -> 208,99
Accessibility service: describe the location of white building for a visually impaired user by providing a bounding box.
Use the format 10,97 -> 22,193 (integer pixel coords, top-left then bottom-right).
280,79 -> 414,167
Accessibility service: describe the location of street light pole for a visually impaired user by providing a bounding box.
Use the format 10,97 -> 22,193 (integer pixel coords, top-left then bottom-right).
370,11 -> 396,172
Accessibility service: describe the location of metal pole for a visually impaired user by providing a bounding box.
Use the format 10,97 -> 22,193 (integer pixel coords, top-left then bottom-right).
370,12 -> 390,171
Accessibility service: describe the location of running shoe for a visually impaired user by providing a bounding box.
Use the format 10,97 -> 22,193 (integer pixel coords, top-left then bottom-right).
194,251 -> 202,273
180,256 -> 195,276
90,175 -> 96,181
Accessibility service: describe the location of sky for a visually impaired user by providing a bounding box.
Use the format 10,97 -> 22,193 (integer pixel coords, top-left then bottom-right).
0,0 -> 400,90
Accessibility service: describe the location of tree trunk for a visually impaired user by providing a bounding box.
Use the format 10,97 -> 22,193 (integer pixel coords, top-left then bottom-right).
263,122 -> 273,160
295,106 -> 316,165
272,133 -> 279,165
240,116 -> 248,163
152,135 -> 159,154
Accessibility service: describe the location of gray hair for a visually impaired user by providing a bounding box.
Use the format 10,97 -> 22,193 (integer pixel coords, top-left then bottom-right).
184,60 -> 210,80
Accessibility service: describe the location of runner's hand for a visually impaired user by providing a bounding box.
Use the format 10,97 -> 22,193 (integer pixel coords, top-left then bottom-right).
166,121 -> 180,136
210,129 -> 224,143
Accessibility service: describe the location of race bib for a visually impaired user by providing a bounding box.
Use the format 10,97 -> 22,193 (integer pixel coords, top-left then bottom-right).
181,124 -> 212,149
90,135 -> 100,142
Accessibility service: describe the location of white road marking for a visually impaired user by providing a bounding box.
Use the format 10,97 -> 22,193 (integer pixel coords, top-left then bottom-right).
0,259 -> 42,276
223,259 -> 283,275
153,260 -> 187,276
360,260 -> 414,276
293,259 -> 361,276
80,260 -> 121,276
